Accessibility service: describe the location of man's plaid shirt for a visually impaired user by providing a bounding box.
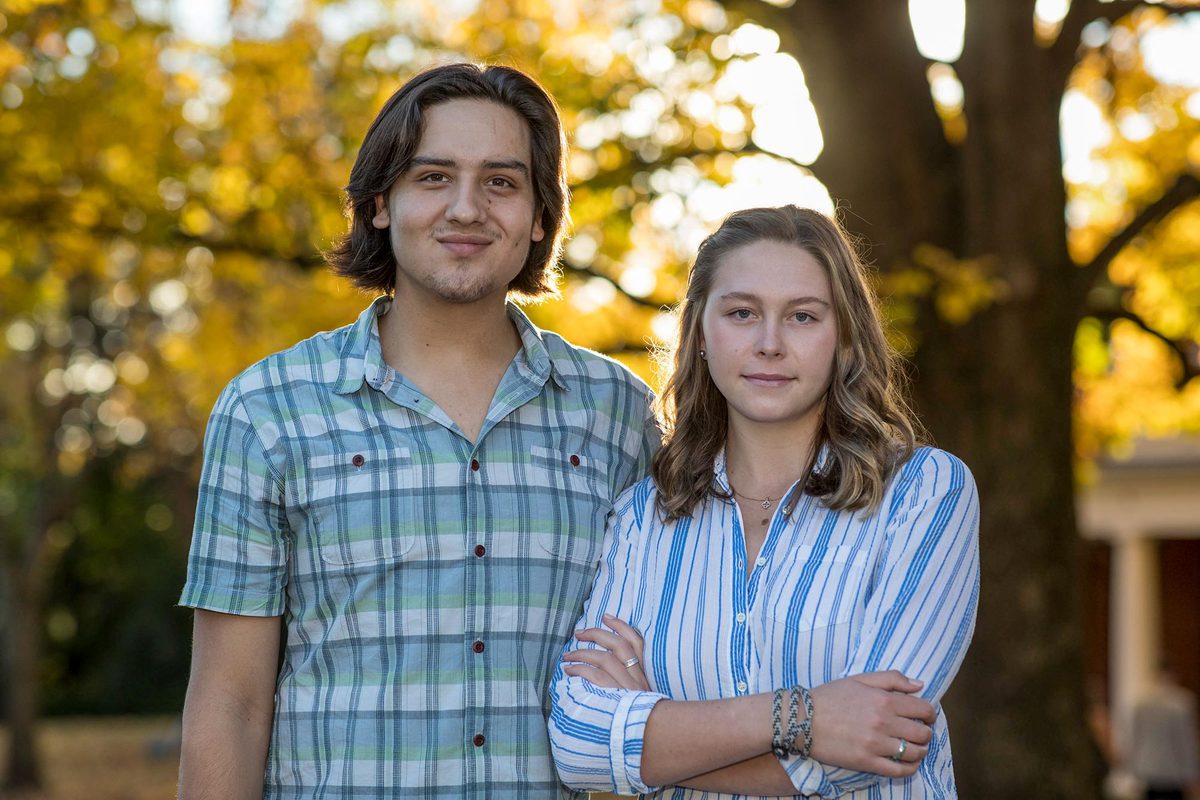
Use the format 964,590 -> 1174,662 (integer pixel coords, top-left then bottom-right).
180,297 -> 658,799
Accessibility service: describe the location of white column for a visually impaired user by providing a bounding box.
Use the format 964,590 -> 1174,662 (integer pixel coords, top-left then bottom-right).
1109,534 -> 1160,755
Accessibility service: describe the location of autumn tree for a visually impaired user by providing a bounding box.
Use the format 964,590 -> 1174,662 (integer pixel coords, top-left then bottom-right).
720,0 -> 1200,796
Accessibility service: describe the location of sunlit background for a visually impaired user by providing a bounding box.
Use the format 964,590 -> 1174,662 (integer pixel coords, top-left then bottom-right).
2,0 -> 1199,797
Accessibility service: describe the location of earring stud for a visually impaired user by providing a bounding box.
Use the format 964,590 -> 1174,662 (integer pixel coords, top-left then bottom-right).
699,349 -> 706,359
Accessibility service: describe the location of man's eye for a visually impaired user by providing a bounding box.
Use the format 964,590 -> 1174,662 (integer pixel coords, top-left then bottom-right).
421,173 -> 449,183
489,177 -> 515,188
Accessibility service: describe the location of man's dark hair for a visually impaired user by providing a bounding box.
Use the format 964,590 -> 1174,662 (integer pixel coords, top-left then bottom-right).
326,62 -> 569,299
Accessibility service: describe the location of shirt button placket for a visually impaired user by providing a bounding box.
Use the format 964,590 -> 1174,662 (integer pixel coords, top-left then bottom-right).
734,605 -> 750,694
465,449 -> 487,786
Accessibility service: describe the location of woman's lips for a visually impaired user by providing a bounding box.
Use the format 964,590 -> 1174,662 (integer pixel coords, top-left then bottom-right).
743,373 -> 793,387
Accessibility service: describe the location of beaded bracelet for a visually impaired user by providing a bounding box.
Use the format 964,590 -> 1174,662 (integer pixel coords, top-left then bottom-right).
770,687 -> 788,758
785,684 -> 801,756
793,685 -> 814,758
771,686 -> 815,759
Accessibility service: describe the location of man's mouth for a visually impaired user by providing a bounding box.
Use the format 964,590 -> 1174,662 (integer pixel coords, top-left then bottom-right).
437,233 -> 493,256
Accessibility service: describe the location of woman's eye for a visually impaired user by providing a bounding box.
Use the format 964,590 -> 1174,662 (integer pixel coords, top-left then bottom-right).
732,309 -> 752,320
794,311 -> 812,323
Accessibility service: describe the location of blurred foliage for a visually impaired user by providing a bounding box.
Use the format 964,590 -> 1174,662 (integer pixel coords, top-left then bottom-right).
1065,7 -> 1200,458
0,0 -> 765,713
0,0 -> 1197,714
39,463 -> 191,714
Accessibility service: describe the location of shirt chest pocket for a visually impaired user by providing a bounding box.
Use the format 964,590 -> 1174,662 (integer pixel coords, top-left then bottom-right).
527,445 -> 610,566
763,544 -> 868,633
303,447 -> 419,566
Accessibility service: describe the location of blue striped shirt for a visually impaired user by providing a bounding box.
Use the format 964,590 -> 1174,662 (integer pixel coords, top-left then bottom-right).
547,446 -> 980,798
180,297 -> 658,799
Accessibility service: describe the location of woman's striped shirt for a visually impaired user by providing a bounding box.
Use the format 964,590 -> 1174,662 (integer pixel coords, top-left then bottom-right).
548,446 -> 980,799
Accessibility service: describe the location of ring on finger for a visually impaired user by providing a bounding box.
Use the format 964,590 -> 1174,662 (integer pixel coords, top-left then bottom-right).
622,656 -> 640,669
890,737 -> 907,762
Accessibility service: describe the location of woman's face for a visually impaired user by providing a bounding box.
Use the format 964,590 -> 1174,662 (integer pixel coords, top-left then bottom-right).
699,239 -> 839,437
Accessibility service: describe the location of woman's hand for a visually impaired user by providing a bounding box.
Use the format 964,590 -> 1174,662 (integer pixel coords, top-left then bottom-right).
561,621 -> 933,779
808,671 -> 936,778
561,614 -> 651,691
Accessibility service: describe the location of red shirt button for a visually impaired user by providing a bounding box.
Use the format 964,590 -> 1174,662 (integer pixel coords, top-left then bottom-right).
474,544 -> 486,557
569,454 -> 580,466
472,640 -> 485,653
470,459 -> 480,471
473,734 -> 485,747
351,454 -> 365,467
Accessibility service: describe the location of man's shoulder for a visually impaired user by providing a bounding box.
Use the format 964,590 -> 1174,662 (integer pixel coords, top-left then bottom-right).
538,328 -> 653,399
221,318 -> 359,400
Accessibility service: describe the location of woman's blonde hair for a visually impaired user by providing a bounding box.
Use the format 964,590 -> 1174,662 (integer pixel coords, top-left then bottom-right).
651,205 -> 922,520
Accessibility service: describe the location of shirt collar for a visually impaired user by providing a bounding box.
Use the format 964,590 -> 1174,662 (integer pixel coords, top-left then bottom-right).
332,296 -> 389,395
506,302 -> 572,392
332,296 -> 571,395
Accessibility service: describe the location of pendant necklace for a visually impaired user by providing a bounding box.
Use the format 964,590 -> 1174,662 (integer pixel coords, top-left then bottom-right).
733,489 -> 773,511
732,487 -> 794,527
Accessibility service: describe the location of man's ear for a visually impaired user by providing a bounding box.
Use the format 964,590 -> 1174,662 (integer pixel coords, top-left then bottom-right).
371,194 -> 389,229
531,205 -> 545,243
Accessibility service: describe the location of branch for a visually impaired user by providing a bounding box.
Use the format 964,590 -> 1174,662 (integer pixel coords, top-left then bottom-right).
1076,171 -> 1200,294
1089,308 -> 1200,388
561,261 -> 676,310
188,235 -> 325,269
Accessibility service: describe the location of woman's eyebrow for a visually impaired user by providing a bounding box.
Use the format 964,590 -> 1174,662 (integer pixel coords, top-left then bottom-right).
716,291 -> 830,306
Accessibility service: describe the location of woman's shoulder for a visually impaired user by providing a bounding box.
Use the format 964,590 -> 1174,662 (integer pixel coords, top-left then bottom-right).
612,474 -> 661,532
888,445 -> 978,503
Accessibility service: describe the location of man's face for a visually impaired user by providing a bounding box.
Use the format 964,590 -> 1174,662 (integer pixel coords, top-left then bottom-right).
372,98 -> 545,306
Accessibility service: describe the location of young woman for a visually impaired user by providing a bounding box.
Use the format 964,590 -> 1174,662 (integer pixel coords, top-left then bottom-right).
547,206 -> 979,798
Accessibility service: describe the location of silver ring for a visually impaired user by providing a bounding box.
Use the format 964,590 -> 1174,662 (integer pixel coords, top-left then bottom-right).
622,656 -> 640,669
891,737 -> 907,762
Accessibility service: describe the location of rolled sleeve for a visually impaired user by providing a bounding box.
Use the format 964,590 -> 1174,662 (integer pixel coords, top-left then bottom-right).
549,668 -> 666,794
548,479 -> 668,794
179,381 -> 289,616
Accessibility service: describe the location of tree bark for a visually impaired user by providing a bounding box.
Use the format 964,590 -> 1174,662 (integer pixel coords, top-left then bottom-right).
2,522 -> 45,791
756,0 -> 1101,795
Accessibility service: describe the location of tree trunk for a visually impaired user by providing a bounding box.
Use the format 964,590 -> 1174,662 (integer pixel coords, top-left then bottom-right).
2,555 -> 43,791
761,1 -> 1099,795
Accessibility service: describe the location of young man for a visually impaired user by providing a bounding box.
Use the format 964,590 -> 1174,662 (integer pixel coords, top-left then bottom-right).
177,64 -> 657,799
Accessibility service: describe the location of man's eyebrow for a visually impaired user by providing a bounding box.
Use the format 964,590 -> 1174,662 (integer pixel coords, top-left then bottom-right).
408,156 -> 530,176
484,159 -> 530,176
716,291 -> 831,306
409,156 -> 455,169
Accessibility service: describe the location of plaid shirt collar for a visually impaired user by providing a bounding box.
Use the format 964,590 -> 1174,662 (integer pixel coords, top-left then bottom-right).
332,295 -> 572,396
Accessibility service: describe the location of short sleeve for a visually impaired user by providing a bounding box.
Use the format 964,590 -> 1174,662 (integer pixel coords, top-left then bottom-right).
179,381 -> 290,616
